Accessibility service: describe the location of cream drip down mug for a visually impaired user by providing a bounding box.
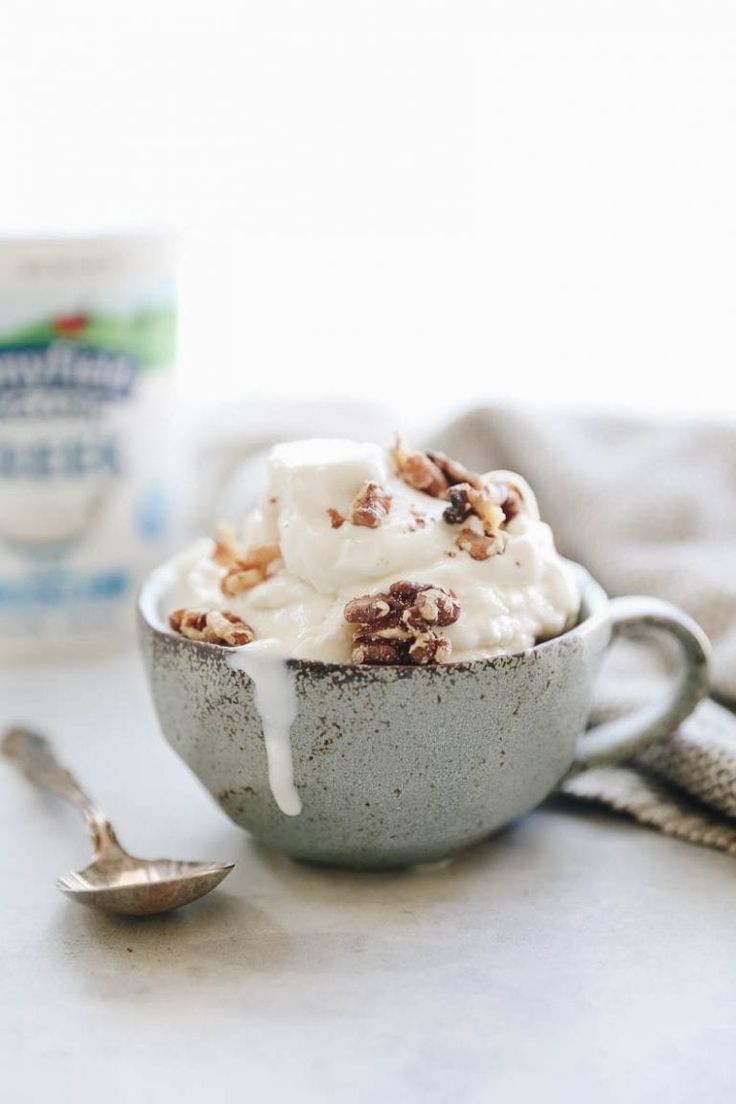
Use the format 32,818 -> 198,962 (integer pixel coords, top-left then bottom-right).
139,564 -> 710,869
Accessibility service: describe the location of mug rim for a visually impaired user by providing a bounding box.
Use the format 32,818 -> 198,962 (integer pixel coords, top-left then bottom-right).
139,557 -> 609,674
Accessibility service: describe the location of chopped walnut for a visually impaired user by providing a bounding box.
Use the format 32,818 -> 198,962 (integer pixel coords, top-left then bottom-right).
169,608 -> 255,647
456,527 -> 506,561
327,508 -> 345,529
350,481 -> 392,528
345,580 -> 460,665
220,542 -> 281,596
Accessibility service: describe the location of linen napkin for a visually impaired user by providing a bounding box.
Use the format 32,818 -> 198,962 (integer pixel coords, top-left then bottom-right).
431,405 -> 736,856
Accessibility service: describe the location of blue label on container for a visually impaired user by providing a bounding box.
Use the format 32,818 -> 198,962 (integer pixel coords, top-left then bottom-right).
0,568 -> 131,607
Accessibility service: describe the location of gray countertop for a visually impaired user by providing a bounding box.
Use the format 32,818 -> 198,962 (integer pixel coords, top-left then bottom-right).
2,653 -> 735,1103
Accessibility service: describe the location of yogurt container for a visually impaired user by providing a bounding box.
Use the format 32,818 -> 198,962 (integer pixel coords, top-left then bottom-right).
0,234 -> 177,659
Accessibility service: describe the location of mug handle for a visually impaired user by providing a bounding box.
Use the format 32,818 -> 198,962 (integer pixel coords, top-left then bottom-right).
573,596 -> 711,770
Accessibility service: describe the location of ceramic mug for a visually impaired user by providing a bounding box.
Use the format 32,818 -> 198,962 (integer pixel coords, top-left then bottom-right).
139,563 -> 710,869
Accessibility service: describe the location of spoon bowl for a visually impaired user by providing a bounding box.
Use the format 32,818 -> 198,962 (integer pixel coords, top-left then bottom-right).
2,727 -> 234,916
57,857 -> 234,916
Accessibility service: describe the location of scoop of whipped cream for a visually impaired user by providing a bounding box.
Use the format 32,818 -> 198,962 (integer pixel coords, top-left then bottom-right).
166,438 -> 580,663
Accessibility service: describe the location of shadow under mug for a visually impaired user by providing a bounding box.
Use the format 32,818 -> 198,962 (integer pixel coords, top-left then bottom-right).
139,563 -> 710,869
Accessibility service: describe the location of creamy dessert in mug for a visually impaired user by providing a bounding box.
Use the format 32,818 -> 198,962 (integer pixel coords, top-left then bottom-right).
159,438 -> 581,816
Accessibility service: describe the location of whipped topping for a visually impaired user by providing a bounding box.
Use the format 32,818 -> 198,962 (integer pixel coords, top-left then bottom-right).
166,438 -> 580,663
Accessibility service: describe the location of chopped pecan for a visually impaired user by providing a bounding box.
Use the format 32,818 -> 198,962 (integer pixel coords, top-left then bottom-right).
385,580 -> 422,603
499,483 -> 524,522
391,438 -> 487,501
467,486 -> 506,534
212,521 -> 243,567
245,543 -> 280,570
344,594 -> 394,624
443,482 -> 506,538
353,615 -> 413,641
404,586 -> 460,628
220,542 -> 281,596
327,508 -> 345,529
350,481 -> 392,528
456,527 -> 506,561
221,565 -> 263,596
426,450 -> 482,490
391,438 -> 449,498
213,522 -> 280,573
352,639 -> 406,665
169,608 -> 208,639
205,610 -> 256,647
169,608 -> 255,647
407,507 -> 427,531
345,580 -> 460,665
408,633 -> 452,665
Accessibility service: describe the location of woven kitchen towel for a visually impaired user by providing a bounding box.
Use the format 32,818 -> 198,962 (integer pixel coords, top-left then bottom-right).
431,405 -> 736,855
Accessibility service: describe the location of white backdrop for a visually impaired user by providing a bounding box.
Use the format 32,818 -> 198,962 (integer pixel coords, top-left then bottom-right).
2,0 -> 735,423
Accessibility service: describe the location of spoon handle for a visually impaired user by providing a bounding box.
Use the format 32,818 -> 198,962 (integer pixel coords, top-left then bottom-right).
2,726 -> 124,856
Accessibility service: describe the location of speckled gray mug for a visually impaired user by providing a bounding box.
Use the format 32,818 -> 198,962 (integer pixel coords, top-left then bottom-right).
139,564 -> 710,869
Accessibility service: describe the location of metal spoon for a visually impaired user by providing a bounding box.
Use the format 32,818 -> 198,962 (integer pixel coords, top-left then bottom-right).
2,727 -> 234,916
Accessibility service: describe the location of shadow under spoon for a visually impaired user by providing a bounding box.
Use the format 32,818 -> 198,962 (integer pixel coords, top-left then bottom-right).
1,726 -> 234,916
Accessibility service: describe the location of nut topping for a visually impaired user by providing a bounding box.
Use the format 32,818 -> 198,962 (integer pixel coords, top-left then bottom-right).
408,633 -> 452,665
169,608 -> 255,647
426,450 -> 482,490
391,438 -> 449,498
443,483 -> 505,534
344,580 -> 460,665
456,527 -> 506,561
350,481 -> 392,528
221,566 -> 263,596
406,585 -> 460,627
466,485 -> 506,534
220,542 -> 281,596
351,639 -> 405,665
212,521 -> 242,567
499,483 -> 523,522
344,594 -> 393,623
327,508 -> 345,529
407,507 -> 427,532
391,439 -> 525,548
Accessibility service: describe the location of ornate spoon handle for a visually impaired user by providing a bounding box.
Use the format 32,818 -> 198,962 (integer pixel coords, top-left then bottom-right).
2,727 -> 123,856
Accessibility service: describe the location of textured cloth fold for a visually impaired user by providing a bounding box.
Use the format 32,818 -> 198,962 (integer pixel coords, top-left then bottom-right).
432,405 -> 736,855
